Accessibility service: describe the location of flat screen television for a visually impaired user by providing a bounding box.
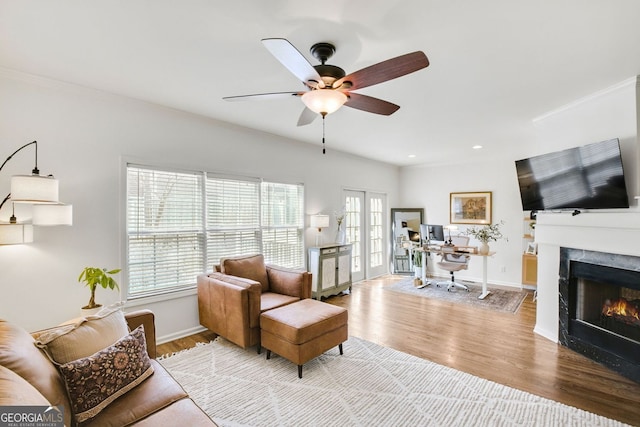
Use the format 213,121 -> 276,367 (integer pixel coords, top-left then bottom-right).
515,138 -> 629,211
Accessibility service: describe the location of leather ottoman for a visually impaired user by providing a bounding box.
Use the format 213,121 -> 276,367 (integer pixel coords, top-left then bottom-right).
260,299 -> 348,378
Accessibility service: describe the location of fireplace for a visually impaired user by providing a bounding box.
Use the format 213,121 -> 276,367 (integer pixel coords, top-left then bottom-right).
559,247 -> 640,383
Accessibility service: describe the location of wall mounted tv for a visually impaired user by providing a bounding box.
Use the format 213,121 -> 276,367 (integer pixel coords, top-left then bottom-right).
515,138 -> 629,211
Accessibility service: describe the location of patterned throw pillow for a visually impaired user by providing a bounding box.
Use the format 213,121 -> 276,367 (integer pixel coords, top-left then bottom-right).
58,325 -> 154,423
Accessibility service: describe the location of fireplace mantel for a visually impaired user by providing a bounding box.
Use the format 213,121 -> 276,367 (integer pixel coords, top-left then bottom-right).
532,209 -> 640,342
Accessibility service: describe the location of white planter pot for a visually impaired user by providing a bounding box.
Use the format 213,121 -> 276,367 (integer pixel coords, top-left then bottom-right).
479,242 -> 490,255
80,306 -> 102,317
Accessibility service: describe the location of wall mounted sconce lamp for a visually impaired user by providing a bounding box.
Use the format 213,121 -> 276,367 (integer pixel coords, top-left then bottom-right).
0,141 -> 73,245
310,214 -> 330,246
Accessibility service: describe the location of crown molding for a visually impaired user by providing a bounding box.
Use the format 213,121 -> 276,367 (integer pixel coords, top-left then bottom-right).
532,75 -> 638,123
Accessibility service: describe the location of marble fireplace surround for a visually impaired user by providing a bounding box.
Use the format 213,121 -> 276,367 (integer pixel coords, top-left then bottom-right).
558,247 -> 640,383
533,209 -> 640,343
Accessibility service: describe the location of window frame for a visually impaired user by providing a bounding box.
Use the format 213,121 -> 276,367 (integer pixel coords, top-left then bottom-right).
123,161 -> 305,302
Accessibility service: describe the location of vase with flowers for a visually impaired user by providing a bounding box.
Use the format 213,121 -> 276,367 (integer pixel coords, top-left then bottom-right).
465,220 -> 508,255
334,210 -> 346,244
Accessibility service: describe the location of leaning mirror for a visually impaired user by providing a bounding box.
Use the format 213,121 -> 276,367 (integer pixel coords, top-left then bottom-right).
390,208 -> 424,274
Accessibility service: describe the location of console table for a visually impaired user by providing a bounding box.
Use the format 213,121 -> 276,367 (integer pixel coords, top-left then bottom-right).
308,243 -> 352,300
416,247 -> 496,299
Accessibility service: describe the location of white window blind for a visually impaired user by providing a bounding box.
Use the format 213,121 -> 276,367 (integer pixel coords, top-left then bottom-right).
206,176 -> 261,268
126,164 -> 305,299
261,182 -> 304,268
127,166 -> 204,297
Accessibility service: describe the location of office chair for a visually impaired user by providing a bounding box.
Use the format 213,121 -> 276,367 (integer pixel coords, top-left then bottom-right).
436,235 -> 471,292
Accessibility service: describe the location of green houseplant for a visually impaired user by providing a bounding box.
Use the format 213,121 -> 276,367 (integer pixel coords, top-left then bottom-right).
413,247 -> 424,278
78,267 -> 121,310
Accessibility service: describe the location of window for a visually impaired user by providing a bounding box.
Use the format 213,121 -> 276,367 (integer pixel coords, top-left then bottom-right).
127,167 -> 204,298
126,164 -> 304,298
205,176 -> 261,268
260,182 -> 305,268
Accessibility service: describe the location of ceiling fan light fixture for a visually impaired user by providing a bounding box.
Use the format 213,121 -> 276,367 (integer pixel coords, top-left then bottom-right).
301,89 -> 347,115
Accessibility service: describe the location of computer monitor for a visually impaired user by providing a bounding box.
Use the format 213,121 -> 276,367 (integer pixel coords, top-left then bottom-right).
420,224 -> 445,244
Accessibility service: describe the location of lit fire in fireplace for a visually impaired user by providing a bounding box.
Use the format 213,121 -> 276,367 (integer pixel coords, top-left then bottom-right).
602,298 -> 640,326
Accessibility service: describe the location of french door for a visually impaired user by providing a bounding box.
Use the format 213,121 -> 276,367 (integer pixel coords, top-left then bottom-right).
343,190 -> 387,281
368,192 -> 387,278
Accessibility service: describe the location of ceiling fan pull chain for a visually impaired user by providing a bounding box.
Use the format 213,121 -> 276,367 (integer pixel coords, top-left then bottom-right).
322,113 -> 326,154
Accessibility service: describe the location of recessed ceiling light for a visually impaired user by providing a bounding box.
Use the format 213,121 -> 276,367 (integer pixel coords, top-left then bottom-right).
408,154 -> 416,158
472,145 -> 483,150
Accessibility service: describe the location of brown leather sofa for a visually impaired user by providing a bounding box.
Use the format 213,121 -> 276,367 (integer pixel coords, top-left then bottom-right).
197,254 -> 312,350
0,310 -> 216,426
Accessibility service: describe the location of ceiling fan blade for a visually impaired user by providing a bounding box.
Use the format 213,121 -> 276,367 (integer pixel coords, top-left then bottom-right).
262,38 -> 324,88
333,51 -> 429,90
297,107 -> 318,126
223,91 -> 303,102
344,92 -> 400,115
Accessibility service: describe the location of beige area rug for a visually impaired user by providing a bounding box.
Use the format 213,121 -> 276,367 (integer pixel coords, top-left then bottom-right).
159,336 -> 627,427
386,276 -> 528,313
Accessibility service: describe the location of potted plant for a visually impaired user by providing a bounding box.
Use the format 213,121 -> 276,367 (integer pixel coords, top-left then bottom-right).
78,267 -> 121,313
465,221 -> 508,255
413,248 -> 423,278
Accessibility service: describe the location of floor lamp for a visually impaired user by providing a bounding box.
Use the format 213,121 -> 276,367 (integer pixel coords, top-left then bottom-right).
0,141 -> 73,245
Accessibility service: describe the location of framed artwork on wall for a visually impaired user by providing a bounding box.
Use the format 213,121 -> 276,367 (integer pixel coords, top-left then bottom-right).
450,191 -> 492,225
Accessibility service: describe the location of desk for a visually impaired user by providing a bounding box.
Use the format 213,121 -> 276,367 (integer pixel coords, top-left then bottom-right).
415,247 -> 496,299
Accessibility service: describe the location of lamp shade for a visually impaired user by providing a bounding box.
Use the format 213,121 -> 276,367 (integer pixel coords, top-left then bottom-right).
301,90 -> 347,115
310,214 -> 330,229
33,204 -> 73,226
10,175 -> 59,203
0,223 -> 33,245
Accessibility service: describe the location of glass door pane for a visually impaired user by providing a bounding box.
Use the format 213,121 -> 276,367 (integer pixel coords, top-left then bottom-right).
368,193 -> 386,278
344,190 -> 364,282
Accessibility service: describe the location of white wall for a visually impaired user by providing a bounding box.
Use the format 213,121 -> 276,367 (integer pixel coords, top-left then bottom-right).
0,69 -> 400,339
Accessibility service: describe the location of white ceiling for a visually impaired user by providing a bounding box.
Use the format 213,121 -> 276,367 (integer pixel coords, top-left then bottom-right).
1,1 -> 640,166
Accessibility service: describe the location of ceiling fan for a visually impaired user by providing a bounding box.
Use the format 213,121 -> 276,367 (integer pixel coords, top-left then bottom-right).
223,38 -> 430,127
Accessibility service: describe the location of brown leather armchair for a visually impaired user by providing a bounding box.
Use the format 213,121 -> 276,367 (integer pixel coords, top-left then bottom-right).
197,254 -> 312,350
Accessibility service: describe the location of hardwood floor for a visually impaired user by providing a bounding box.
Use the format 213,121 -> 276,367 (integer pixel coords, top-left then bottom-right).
158,275 -> 640,426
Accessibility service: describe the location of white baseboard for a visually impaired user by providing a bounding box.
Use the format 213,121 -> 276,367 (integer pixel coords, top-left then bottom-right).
533,324 -> 558,343
157,325 -> 208,345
